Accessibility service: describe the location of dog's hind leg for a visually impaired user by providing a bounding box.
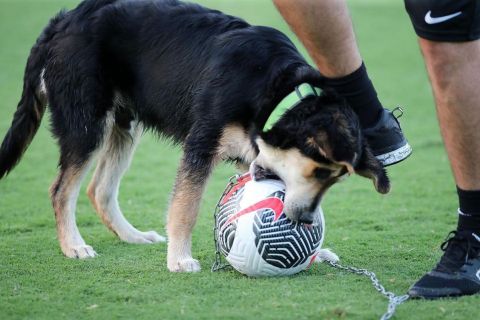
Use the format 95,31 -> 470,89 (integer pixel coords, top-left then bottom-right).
49,105 -> 106,258
46,46 -> 112,258
87,114 -> 165,244
50,153 -> 98,259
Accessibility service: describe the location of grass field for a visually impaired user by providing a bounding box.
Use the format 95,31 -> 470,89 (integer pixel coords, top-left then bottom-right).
0,0 -> 478,319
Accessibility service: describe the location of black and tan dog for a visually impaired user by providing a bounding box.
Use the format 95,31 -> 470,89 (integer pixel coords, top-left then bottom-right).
0,0 -> 389,272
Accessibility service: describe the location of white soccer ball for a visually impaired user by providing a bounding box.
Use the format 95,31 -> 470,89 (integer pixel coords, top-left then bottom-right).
215,173 -> 325,277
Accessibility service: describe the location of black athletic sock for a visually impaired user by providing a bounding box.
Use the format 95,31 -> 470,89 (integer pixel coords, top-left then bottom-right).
323,62 -> 384,128
456,186 -> 480,233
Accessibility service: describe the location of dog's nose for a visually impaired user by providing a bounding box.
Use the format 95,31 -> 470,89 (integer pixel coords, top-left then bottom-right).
298,211 -> 314,224
298,217 -> 313,224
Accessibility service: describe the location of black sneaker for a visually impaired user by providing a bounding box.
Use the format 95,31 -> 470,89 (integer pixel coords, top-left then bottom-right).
408,230 -> 480,299
363,107 -> 412,166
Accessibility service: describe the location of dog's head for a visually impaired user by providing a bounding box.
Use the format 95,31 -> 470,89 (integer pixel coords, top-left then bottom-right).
253,90 -> 390,223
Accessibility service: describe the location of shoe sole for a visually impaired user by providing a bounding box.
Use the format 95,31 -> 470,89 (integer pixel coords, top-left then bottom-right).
409,287 -> 475,300
375,143 -> 412,167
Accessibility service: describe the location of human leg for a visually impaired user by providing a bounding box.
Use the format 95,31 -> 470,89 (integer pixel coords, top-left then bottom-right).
273,0 -> 411,165
419,40 -> 480,191
408,39 -> 480,298
404,0 -> 480,298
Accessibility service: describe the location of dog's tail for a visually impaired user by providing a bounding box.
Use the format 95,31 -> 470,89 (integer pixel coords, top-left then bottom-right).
0,12 -> 67,180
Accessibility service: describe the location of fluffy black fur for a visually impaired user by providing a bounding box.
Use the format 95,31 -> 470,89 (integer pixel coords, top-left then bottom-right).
0,0 -> 329,178
262,90 -> 363,163
0,0 -> 388,198
0,0 -> 391,263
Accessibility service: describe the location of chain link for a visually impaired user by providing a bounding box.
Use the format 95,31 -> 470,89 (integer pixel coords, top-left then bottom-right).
325,260 -> 409,320
211,221 -> 230,272
211,174 -> 239,272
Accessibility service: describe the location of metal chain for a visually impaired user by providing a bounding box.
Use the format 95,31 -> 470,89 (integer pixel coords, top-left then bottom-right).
212,224 -> 409,319
325,260 -> 409,320
211,174 -> 409,319
211,175 -> 239,272
211,221 -> 230,272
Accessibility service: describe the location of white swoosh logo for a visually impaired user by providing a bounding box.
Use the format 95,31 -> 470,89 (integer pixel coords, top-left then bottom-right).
470,233 -> 480,281
425,11 -> 462,24
473,233 -> 480,243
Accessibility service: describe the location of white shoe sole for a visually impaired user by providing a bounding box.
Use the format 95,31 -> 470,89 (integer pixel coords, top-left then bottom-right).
376,143 -> 412,166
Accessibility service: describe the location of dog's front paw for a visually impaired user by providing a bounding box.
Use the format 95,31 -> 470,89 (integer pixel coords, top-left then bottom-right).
63,245 -> 98,259
168,257 -> 201,273
315,248 -> 339,263
119,230 -> 166,244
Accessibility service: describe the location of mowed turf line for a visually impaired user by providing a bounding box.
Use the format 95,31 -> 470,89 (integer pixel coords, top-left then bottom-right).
0,0 -> 478,319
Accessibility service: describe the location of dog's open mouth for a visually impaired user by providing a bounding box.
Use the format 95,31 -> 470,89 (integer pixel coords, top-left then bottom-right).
249,162 -> 280,181
249,162 -> 321,226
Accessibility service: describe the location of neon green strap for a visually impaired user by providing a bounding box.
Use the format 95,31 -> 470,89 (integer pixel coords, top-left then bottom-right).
263,83 -> 321,132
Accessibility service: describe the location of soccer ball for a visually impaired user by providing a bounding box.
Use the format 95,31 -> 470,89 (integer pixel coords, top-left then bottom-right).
214,173 -> 325,277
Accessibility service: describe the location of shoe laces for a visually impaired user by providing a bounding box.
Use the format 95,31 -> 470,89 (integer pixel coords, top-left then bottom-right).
435,230 -> 480,273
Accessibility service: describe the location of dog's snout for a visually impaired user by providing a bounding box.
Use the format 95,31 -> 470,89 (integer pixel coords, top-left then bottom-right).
284,204 -> 315,224
298,211 -> 314,225
298,217 -> 313,225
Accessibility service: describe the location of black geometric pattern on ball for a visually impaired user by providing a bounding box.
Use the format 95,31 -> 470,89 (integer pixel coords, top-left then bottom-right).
253,191 -> 322,269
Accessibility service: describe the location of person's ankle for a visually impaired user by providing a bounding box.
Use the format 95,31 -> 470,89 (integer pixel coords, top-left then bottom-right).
456,187 -> 480,234
323,62 -> 383,128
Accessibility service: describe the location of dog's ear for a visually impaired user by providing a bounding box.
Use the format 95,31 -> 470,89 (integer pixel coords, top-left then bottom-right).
355,143 -> 390,194
309,129 -> 357,174
308,130 -> 333,160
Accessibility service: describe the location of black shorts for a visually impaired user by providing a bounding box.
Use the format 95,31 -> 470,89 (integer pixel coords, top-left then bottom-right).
405,0 -> 480,42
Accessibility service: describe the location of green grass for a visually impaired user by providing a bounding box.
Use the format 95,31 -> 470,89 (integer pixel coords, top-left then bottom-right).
0,0 -> 477,319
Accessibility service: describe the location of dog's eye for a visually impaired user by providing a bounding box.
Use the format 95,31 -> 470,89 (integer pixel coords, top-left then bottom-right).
314,168 -> 332,180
